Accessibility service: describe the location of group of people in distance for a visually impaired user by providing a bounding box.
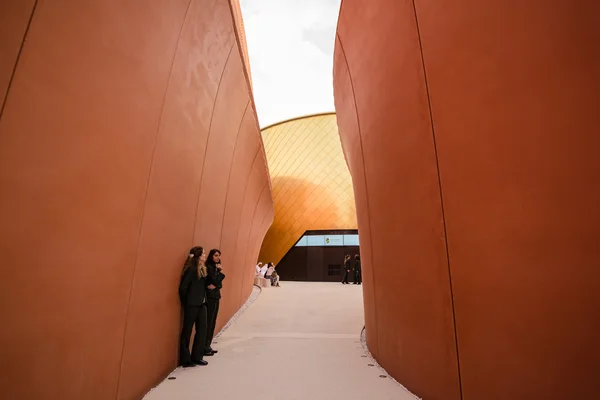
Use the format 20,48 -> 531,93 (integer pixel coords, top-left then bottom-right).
342,254 -> 362,284
178,246 -> 225,368
255,262 -> 280,287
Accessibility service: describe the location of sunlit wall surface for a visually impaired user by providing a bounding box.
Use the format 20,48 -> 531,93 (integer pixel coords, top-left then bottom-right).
230,0 -> 253,89
0,1 -> 272,399
258,113 -> 357,265
334,1 -> 600,400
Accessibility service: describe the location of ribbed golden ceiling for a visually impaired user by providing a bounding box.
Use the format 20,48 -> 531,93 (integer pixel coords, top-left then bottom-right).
258,113 -> 357,265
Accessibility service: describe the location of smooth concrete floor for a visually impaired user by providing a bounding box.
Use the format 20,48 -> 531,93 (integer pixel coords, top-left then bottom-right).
144,282 -> 417,400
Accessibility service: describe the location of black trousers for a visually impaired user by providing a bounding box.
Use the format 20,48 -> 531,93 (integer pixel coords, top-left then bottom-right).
205,297 -> 220,351
354,269 -> 362,284
342,269 -> 350,284
179,303 -> 207,364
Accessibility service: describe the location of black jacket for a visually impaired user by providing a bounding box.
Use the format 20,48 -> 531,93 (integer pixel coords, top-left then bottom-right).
179,266 -> 207,306
206,263 -> 226,299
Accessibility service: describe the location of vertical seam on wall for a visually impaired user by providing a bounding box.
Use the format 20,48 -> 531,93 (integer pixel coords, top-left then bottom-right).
219,100 -> 250,246
226,0 -> 255,111
257,128 -> 273,201
335,33 -> 380,355
254,190 -> 272,261
239,180 -> 269,305
0,0 -> 39,120
254,200 -> 273,266
410,1 -> 463,398
226,0 -> 274,203
191,43 -> 235,243
115,0 -> 195,398
248,196 -> 272,289
234,147 -> 261,305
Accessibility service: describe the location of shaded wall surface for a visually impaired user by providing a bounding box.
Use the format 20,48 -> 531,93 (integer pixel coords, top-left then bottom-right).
334,1 -> 600,400
258,113 -> 357,266
0,1 -> 273,399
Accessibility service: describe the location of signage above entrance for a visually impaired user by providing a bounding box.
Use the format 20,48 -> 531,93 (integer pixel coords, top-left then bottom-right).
295,234 -> 359,247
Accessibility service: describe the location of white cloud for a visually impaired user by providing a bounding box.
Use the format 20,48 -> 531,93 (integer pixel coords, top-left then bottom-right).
240,0 -> 342,128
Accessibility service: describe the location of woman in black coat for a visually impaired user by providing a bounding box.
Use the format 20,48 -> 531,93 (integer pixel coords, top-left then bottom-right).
204,248 -> 225,356
178,246 -> 209,367
342,254 -> 351,284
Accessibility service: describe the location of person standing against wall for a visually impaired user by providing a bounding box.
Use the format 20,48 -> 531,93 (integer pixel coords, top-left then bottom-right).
353,254 -> 362,285
342,254 -> 351,284
205,249 -> 225,356
178,246 -> 209,367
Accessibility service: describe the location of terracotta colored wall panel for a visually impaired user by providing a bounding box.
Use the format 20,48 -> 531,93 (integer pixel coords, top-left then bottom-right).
332,42 -> 379,357
334,2 -> 461,400
0,1 -> 272,399
0,0 -> 36,109
232,150 -> 272,302
334,1 -> 600,399
220,107 -> 262,315
415,1 -> 600,399
194,50 -> 249,244
258,114 -> 358,267
229,0 -> 253,89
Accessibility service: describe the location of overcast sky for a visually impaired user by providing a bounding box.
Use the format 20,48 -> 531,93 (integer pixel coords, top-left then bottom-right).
239,0 -> 342,128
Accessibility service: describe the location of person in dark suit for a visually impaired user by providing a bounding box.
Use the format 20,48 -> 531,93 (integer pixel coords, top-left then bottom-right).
178,246 -> 209,367
353,254 -> 362,285
342,254 -> 351,284
204,248 -> 225,356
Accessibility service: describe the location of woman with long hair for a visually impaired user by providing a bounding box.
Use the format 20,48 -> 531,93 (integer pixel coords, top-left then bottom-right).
342,254 -> 351,284
204,248 -> 225,356
265,262 -> 275,283
178,246 -> 209,367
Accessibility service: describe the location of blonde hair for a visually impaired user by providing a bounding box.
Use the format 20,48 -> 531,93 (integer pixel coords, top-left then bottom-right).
183,246 -> 207,278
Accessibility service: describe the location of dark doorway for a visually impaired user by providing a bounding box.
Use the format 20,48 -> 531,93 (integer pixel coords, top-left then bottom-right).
275,230 -> 360,282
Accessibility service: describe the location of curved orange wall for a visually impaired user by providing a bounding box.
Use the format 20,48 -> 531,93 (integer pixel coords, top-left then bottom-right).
230,0 -> 253,89
0,1 -> 272,399
334,1 -> 600,400
0,0 -> 36,106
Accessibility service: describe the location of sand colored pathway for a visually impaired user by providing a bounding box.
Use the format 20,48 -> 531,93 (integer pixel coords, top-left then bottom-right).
144,282 -> 417,400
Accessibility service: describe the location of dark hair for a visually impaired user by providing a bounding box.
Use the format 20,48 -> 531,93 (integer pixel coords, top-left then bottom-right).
354,254 -> 360,260
206,248 -> 221,267
182,246 -> 207,278
344,254 -> 351,261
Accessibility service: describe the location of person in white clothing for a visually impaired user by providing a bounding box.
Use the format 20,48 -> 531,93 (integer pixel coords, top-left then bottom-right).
259,263 -> 268,277
255,262 -> 263,276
